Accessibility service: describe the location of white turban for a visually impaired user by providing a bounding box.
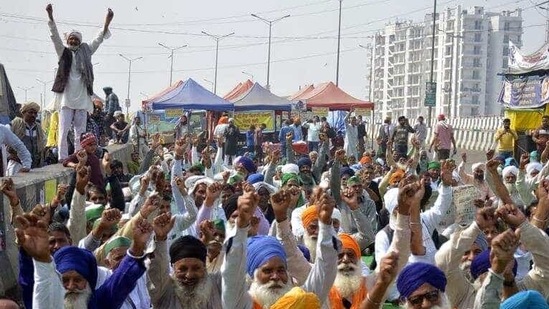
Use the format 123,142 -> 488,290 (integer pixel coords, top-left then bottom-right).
526,162 -> 543,176
331,208 -> 342,222
471,162 -> 485,172
502,166 -> 519,178
281,163 -> 299,175
65,30 -> 82,42
184,175 -> 214,194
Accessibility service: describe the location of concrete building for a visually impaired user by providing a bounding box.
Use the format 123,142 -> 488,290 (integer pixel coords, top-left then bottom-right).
370,6 -> 522,122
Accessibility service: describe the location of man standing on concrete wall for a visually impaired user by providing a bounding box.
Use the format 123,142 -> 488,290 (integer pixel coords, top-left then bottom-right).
429,114 -> 456,160
495,118 -> 518,160
47,3 -> 113,160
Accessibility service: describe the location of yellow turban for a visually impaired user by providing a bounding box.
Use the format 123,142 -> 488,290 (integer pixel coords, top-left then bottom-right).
20,102 -> 40,114
301,206 -> 318,229
271,287 -> 321,309
339,233 -> 361,259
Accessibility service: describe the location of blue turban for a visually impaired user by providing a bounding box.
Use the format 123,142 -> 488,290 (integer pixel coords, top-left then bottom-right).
297,157 -> 312,169
501,290 -> 549,309
239,156 -> 257,174
474,234 -> 489,252
247,173 -> 264,185
504,157 -> 518,168
247,236 -> 287,277
54,246 -> 98,290
470,249 -> 518,280
397,262 -> 447,299
340,167 -> 355,178
297,244 -> 311,262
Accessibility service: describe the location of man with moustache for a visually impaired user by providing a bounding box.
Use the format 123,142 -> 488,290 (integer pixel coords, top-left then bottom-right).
46,4 -> 113,160
223,186 -> 337,308
11,102 -> 46,168
17,212 -> 150,309
458,152 -> 494,200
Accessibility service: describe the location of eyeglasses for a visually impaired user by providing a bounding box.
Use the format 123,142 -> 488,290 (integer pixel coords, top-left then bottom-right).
407,290 -> 440,306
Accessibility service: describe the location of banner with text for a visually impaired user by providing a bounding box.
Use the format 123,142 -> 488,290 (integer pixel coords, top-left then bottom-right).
234,111 -> 275,131
498,75 -> 549,109
354,108 -> 372,117
311,107 -> 329,117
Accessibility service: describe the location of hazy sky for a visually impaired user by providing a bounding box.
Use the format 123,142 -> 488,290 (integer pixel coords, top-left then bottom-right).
0,0 -> 546,112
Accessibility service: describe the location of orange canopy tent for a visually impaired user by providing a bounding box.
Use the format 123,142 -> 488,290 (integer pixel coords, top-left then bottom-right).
288,84 -> 314,101
292,82 -> 374,111
223,79 -> 254,101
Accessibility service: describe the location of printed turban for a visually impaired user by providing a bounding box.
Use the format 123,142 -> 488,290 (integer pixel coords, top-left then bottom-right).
80,132 -> 97,148
238,156 -> 257,174
246,236 -> 287,277
169,235 -> 207,264
471,249 -> 517,280
500,290 -> 549,309
297,157 -> 312,169
502,166 -> 519,178
301,206 -> 319,228
54,246 -> 98,289
397,262 -> 447,299
339,233 -> 360,259
20,102 -> 40,114
271,287 -> 321,309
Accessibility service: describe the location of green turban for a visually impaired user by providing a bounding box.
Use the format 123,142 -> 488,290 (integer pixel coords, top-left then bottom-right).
85,204 -> 105,223
428,161 -> 441,170
212,219 -> 225,232
282,173 -> 301,187
228,173 -> 244,185
104,236 -> 131,255
347,176 -> 361,186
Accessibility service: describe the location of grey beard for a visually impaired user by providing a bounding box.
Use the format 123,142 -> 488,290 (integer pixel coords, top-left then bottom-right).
64,284 -> 92,309
172,275 -> 213,309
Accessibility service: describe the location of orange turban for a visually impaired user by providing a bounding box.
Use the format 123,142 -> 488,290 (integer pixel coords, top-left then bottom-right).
389,169 -> 405,185
301,206 -> 318,228
339,233 -> 361,259
271,287 -> 321,309
218,116 -> 229,125
360,156 -> 372,165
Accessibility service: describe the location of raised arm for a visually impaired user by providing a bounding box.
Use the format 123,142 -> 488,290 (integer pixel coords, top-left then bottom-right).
46,4 -> 65,57
148,213 -> 176,305
88,8 -> 114,54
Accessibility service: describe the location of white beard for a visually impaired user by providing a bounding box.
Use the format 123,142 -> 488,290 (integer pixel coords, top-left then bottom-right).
460,260 -> 474,283
64,284 -> 92,309
227,220 -> 236,231
333,263 -> 363,299
303,232 -> 317,261
249,275 -> 292,309
172,275 -> 213,309
404,292 -> 451,309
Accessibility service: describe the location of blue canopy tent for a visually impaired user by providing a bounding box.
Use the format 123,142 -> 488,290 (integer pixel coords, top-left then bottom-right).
145,78 -> 234,111
232,82 -> 292,111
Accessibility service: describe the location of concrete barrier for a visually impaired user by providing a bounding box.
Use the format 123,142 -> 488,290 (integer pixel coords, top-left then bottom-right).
371,116 -> 503,154
0,143 -> 133,299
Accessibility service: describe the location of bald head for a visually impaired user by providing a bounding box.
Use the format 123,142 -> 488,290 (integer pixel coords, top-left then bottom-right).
0,299 -> 20,309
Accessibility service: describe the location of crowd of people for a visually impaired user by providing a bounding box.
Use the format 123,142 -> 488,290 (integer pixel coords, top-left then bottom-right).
4,3 -> 549,309
2,103 -> 549,309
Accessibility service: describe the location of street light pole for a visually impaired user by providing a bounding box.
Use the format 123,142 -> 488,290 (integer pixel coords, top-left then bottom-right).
17,86 -> 34,102
358,44 -> 372,101
251,13 -> 290,91
36,78 -> 53,110
119,54 -> 143,116
428,0 -> 437,127
242,71 -> 254,80
336,0 -> 343,86
158,43 -> 187,86
202,31 -> 235,94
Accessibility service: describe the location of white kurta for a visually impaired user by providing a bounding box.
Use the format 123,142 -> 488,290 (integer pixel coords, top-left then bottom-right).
344,123 -> 359,159
49,20 -> 110,112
